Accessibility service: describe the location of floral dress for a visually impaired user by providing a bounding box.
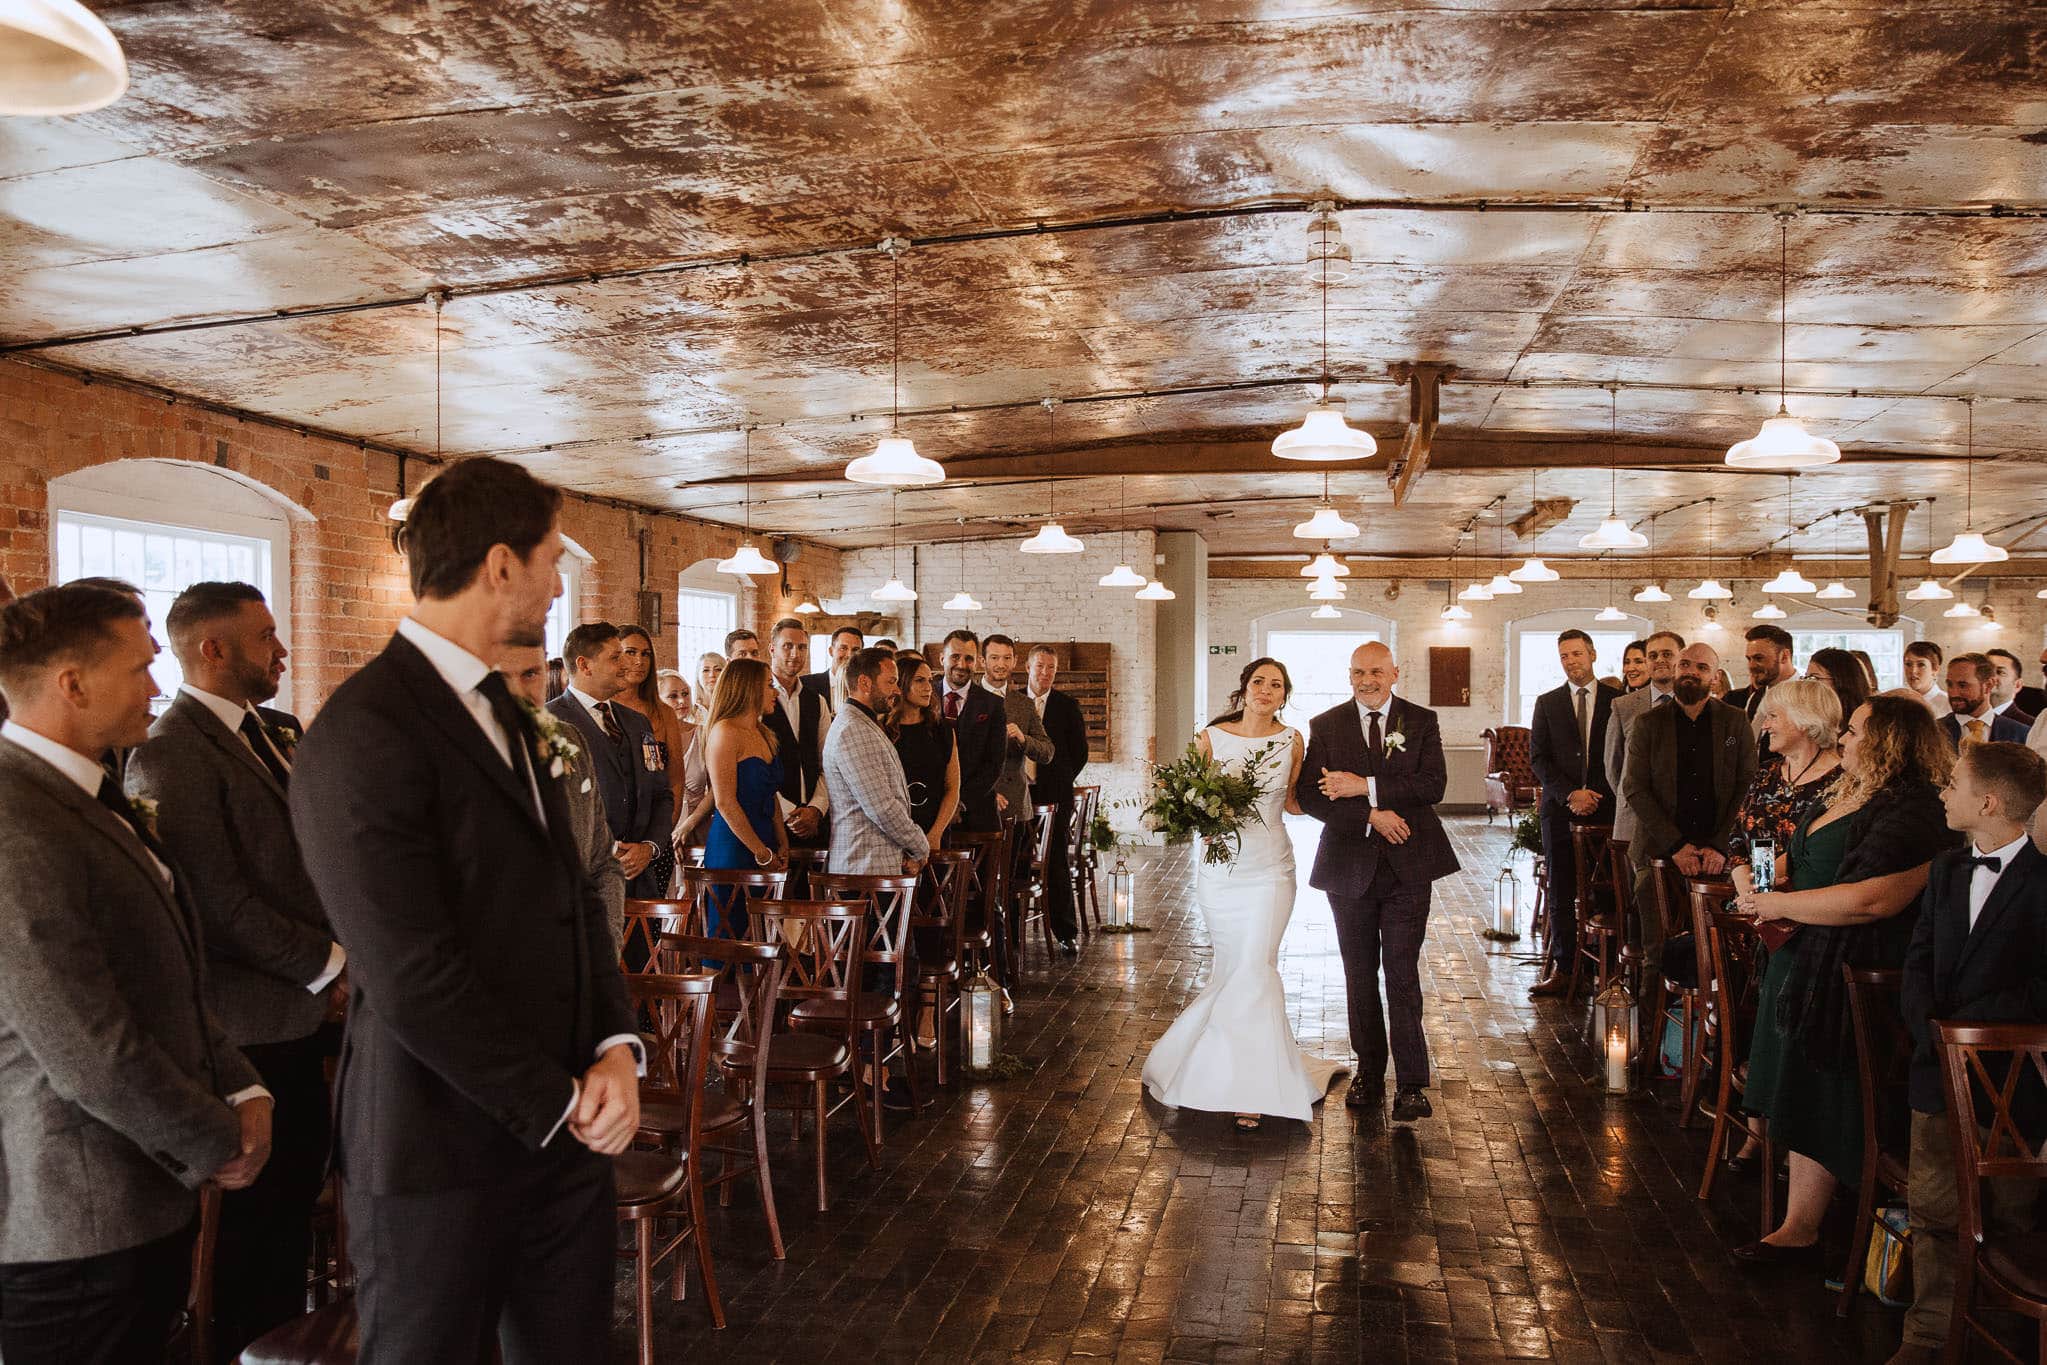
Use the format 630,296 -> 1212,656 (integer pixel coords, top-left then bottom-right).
1726,756 -> 1845,867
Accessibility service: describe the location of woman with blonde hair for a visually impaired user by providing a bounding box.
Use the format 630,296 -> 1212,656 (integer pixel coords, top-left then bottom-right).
701,658 -> 786,936
1730,696 -> 1958,1265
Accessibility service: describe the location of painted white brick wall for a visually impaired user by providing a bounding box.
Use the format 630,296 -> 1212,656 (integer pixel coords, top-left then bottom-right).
841,532 -> 1160,835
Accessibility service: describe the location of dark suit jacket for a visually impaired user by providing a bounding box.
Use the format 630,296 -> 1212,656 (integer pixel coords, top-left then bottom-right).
944,681 -> 1008,831
2015,685 -> 2046,720
290,633 -> 635,1197
1029,688 -> 1089,804
1295,695 -> 1460,897
799,668 -> 834,703
1723,683 -> 1769,721
545,692 -> 674,854
1528,681 -> 1619,811
126,693 -> 333,1046
1940,711 -> 2030,748
1620,698 -> 1758,862
1902,842 -> 2047,1121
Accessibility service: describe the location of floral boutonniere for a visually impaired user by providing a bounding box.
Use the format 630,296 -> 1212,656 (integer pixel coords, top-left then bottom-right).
515,697 -> 592,793
266,723 -> 300,757
129,795 -> 160,840
1383,729 -> 1407,754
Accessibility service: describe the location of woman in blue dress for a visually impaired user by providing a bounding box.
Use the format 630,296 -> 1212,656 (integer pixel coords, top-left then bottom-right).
701,657 -> 785,937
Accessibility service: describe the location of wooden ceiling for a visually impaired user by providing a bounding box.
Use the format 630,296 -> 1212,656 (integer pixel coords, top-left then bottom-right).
6,1 -> 2047,563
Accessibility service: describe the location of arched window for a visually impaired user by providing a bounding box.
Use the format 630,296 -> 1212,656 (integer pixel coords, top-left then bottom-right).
543,536 -> 593,660
1250,605 -> 1395,722
1506,608 -> 1652,725
676,560 -> 740,674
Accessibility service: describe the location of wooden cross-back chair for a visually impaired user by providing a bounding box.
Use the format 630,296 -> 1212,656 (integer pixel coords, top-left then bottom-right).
1837,967 -> 1913,1318
1696,898 -> 1776,1232
688,868 -> 788,940
945,828 -> 1012,989
806,873 -> 925,1137
1069,786 -> 1102,936
913,848 -> 976,1086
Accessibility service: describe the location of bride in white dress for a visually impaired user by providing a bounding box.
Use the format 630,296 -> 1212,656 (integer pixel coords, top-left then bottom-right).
1141,658 -> 1348,1130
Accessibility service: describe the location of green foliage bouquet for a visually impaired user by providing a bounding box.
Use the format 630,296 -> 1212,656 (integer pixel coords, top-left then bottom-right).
1139,736 -> 1284,867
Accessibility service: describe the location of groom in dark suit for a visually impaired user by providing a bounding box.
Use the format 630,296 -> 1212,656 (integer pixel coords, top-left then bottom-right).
291,458 -> 641,1364
1296,641 -> 1459,1122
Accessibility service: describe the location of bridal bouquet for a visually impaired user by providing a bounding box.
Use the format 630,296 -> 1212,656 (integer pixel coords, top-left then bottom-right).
1139,737 -> 1284,866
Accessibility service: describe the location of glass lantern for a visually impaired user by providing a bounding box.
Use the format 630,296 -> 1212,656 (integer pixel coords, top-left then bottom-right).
1593,977 -> 1637,1093
960,966 -> 1004,1072
1490,866 -> 1520,940
1107,857 -> 1135,929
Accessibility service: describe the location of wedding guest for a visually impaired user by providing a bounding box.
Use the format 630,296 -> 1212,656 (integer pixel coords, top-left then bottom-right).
126,582 -> 340,1361
803,625 -> 863,712
1803,646 -> 1871,729
548,623 -> 674,905
939,629 -> 1007,832
656,667 -> 691,720
823,646 -> 927,878
979,634 -> 1054,824
1296,641 -> 1459,1123
701,658 -> 786,938
766,618 -> 831,849
1528,630 -> 1620,998
1725,624 -> 1797,725
613,624 -> 687,826
1027,643 -> 1090,950
1621,639 -> 1650,693
1730,696 -> 1956,1266
2018,645 -> 2047,719
1890,740 -> 2047,1365
0,584 -> 270,1365
654,670 -> 699,863
69,576 -> 146,782
694,651 -> 725,725
291,458 -> 640,1363
1984,647 -> 2038,728
1708,667 -> 1732,700
1620,642 -> 1757,967
1942,652 -> 2028,747
723,628 -> 761,661
1902,640 -> 1949,718
546,655 -> 566,702
892,651 -> 960,846
1605,630 -> 1683,849
505,645 -> 623,954
872,638 -> 898,651
1849,649 -> 1881,694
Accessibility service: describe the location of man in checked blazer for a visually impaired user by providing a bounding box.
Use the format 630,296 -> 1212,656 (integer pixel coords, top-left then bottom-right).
0,584 -> 269,1365
823,647 -> 929,878
126,581 -> 344,1361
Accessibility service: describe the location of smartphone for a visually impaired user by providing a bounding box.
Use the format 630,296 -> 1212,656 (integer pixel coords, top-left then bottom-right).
1749,839 -> 1775,894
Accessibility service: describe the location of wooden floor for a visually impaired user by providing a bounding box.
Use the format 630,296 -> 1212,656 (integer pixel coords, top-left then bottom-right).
619,815 -> 1902,1362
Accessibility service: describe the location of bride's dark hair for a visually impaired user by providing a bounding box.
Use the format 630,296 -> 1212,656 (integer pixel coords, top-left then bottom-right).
1210,656 -> 1293,726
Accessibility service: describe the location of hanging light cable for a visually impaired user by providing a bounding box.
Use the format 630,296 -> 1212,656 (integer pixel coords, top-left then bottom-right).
717,426 -> 779,577
1725,211 -> 1841,470
1441,536 -> 1472,620
942,533 -> 982,612
1509,465 -> 1560,582
1761,476 -> 1818,593
1689,497 -> 1732,599
389,289 -> 446,524
1931,398 -> 2008,563
1634,514 -> 1673,602
1020,399 -> 1085,553
1486,497 -> 1521,594
871,492 -> 917,601
1580,383 -> 1648,548
1905,499 -> 1955,599
1098,477 -> 1146,587
1273,202 -> 1375,461
1816,509 -> 1856,599
845,238 -> 946,486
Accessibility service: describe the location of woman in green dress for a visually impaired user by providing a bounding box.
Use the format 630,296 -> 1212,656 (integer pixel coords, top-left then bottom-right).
1728,695 -> 1957,1266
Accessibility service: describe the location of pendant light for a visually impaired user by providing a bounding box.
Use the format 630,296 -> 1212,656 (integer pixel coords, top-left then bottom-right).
1978,605 -> 2002,630
717,427 -> 780,576
1458,579 -> 1494,602
1814,510 -> 1856,599
1752,602 -> 1788,619
942,536 -> 982,612
1293,470 -> 1359,540
1484,498 -> 1522,595
870,493 -> 918,601
1508,466 -> 1561,582
845,238 -> 946,486
0,0 -> 127,116
1760,478 -> 1816,593
1634,513 -> 1673,602
1135,578 -> 1176,601
1905,501 -> 1956,599
1440,602 -> 1473,622
1441,542 -> 1472,621
795,596 -> 822,614
1097,478 -> 1146,587
1307,573 -> 1347,601
1300,552 -> 1350,578
1689,498 -> 1733,599
1943,600 -> 1980,619
1273,203 -> 1376,462
1579,384 -> 1649,549
1593,555 -> 1627,620
390,290 -> 449,525
1930,400 -> 2007,564
1699,604 -> 1723,634
1311,603 -> 1342,620
1725,213 -> 1841,470
1019,399 -> 1085,553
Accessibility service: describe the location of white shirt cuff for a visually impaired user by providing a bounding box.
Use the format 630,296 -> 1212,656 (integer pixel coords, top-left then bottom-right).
226,1086 -> 272,1108
544,1080 -> 579,1147
1367,776 -> 1378,807
597,1034 -> 648,1076
306,943 -> 346,994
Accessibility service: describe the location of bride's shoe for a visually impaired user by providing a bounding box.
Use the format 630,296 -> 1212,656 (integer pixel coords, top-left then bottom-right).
1233,1113 -> 1262,1131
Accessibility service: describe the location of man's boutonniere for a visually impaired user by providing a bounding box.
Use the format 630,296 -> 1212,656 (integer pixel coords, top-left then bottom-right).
515,697 -> 592,792
1384,729 -> 1407,754
129,796 -> 160,839
266,723 -> 300,756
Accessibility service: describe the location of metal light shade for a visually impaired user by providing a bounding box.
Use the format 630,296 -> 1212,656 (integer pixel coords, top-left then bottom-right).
1699,612 -> 1723,633
1815,581 -> 1856,601
1440,602 -> 1472,621
871,577 -> 918,602
1508,557 -> 1560,583
1978,607 -> 2002,630
1578,515 -> 1649,550
1752,602 -> 1787,619
1762,567 -> 1818,594
1930,530 -> 2009,565
1943,600 -> 1980,619
1300,552 -> 1350,578
1311,603 -> 1341,620
1307,577 -> 1346,601
1595,604 -> 1629,622
1457,581 -> 1494,602
1905,579 -> 1954,601
386,496 -> 414,524
845,435 -> 945,486
941,591 -> 982,612
794,598 -> 822,613
1688,578 -> 1733,600
1724,410 -> 1842,471
716,541 -> 779,577
1485,573 -> 1522,595
1097,563 -> 1146,588
0,0 -> 127,115
1272,402 -> 1376,462
1019,521 -> 1084,554
1135,580 -> 1176,601
1633,583 -> 1673,603
1292,503 -> 1359,541
2037,587 -> 2047,600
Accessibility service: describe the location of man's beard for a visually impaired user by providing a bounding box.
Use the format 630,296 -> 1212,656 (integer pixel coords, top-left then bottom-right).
946,667 -> 971,688
1674,676 -> 1708,706
235,656 -> 281,703
1749,664 -> 1772,685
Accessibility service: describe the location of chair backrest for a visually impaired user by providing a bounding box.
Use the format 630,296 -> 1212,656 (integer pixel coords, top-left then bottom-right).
1644,859 -> 1687,944
1029,804 -> 1058,870
751,900 -> 867,1013
622,898 -> 692,968
690,867 -> 790,938
781,846 -> 828,899
1702,907 -> 1763,1061
915,849 -> 974,968
1067,787 -> 1098,863
1570,823 -> 1615,915
1842,967 -> 1913,1161
1486,725 -> 1538,803
812,873 -> 921,968
1932,1020 -> 2047,1185
947,827 -> 1013,926
625,972 -> 717,1142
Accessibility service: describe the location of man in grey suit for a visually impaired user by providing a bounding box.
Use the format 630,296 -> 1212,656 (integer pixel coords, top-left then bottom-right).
0,584 -> 269,1365
548,622 -> 674,905
507,644 -> 626,953
126,581 -> 343,1362
1603,629 -> 1684,847
978,633 -> 1055,821
823,647 -> 929,877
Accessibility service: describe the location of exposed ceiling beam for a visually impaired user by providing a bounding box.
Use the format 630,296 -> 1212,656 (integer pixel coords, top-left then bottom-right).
1386,363 -> 1454,508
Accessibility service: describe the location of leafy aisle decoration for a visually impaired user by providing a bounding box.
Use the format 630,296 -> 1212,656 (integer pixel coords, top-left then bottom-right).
1511,807 -> 1542,855
1138,736 -> 1284,867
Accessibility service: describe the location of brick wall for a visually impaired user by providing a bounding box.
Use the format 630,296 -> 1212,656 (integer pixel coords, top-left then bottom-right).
0,359 -> 842,714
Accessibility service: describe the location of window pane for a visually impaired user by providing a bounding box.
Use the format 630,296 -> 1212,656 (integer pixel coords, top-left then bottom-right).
676,587 -> 738,684
1263,628 -> 1380,723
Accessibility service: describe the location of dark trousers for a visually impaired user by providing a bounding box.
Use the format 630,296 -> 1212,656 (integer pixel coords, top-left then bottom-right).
349,1142 -> 615,1365
1330,868 -> 1435,1087
214,1032 -> 333,1363
1036,792 -> 1077,941
0,1219 -> 194,1365
1539,800 -> 1577,972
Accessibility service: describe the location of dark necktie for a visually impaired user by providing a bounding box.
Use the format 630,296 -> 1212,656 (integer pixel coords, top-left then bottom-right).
1367,709 -> 1383,758
1574,687 -> 1590,780
1654,692 -> 1672,706
595,700 -> 626,748
97,775 -> 170,866
476,672 -> 540,794
238,713 -> 291,789
945,689 -> 961,722
1968,854 -> 2003,872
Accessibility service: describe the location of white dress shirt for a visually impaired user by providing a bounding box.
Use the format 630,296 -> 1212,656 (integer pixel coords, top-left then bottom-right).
1966,831 -> 2031,931
0,719 -> 271,1111
178,684 -> 345,993
771,672 -> 832,818
2026,710 -> 2047,759
397,617 -> 643,1144
1992,697 -> 2023,722
1915,685 -> 1952,720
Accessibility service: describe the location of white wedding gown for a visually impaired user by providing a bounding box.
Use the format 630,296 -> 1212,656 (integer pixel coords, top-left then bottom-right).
1141,725 -> 1348,1120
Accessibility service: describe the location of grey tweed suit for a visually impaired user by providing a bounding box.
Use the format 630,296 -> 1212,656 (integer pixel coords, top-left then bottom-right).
0,736 -> 260,1263
983,681 -> 1054,820
822,701 -> 929,876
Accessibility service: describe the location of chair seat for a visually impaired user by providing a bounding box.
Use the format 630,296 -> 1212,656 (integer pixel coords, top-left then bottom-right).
1981,1229 -> 2047,1302
1872,1147 -> 1910,1195
790,992 -> 900,1028
720,1032 -> 851,1080
238,1298 -> 359,1364
613,1149 -> 689,1207
916,957 -> 961,981
639,1089 -> 745,1139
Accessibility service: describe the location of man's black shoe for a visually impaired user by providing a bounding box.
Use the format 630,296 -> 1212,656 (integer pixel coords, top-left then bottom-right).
880,1080 -> 916,1111
1058,938 -> 1079,957
1344,1078 -> 1383,1109
1390,1086 -> 1431,1123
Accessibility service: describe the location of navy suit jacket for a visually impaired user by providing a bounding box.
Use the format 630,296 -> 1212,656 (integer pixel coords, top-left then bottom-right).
1528,681 -> 1620,811
1295,695 -> 1460,897
1941,711 -> 2030,748
944,681 -> 1008,831
545,692 -> 674,852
